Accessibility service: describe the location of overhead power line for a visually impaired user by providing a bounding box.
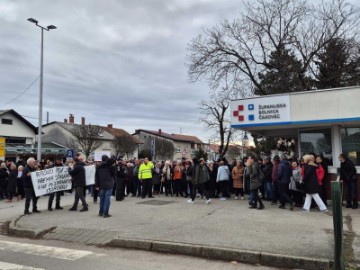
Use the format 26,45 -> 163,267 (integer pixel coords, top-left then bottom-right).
2,75 -> 40,106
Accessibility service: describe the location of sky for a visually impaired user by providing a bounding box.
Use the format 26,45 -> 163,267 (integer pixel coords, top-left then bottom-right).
0,0 -> 358,144
0,0 -> 244,143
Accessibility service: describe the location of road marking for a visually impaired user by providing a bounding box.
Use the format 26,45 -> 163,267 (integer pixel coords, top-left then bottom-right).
0,261 -> 44,270
0,240 -> 96,261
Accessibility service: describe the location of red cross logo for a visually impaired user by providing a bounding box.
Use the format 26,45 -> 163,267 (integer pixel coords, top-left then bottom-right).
233,105 -> 244,121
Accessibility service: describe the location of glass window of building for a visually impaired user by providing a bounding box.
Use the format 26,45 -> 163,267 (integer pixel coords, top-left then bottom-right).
300,129 -> 332,164
341,127 -> 360,166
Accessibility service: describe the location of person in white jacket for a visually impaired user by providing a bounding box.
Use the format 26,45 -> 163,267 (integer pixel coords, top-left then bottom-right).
216,160 -> 230,200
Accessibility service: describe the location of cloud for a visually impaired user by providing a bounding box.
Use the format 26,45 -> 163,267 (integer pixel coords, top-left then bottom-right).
0,0 -> 273,141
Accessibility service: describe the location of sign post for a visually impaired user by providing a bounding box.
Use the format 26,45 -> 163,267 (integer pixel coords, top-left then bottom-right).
66,149 -> 74,161
331,179 -> 345,270
0,137 -> 5,160
150,138 -> 155,161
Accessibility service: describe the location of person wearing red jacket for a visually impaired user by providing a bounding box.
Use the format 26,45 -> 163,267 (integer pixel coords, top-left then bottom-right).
316,156 -> 326,205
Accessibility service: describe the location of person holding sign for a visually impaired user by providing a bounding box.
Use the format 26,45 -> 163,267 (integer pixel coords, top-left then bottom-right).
68,158 -> 88,212
48,158 -> 64,211
22,158 -> 40,215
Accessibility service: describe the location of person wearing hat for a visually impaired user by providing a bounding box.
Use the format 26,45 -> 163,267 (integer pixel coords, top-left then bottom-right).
48,157 -> 64,211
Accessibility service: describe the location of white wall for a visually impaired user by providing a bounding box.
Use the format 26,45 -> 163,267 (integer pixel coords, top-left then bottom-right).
290,87 -> 360,122
0,112 -> 36,143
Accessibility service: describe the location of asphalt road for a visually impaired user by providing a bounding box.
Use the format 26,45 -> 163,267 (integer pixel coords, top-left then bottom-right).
0,235 -> 283,270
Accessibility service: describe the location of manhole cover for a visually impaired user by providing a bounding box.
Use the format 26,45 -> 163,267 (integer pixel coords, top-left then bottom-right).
136,200 -> 176,205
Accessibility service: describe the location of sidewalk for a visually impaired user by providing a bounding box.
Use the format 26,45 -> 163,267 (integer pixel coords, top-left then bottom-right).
4,194 -> 360,270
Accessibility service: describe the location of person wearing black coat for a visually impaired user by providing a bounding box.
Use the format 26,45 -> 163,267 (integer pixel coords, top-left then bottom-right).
277,158 -> 294,210
302,155 -> 328,212
68,158 -> 88,212
262,157 -> 273,201
339,153 -> 358,209
48,158 -> 64,211
114,160 -> 127,201
7,163 -> 17,202
0,163 -> 8,200
95,155 -> 115,218
22,158 -> 40,215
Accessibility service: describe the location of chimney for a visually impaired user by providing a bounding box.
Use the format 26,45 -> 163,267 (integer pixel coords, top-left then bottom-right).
64,118 -> 68,123
158,129 -> 162,134
107,124 -> 113,128
81,117 -> 85,125
69,114 -> 74,124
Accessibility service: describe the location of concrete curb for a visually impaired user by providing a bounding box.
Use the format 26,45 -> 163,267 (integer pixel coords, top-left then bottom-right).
8,216 -> 50,239
6,217 -> 332,270
107,238 -> 332,270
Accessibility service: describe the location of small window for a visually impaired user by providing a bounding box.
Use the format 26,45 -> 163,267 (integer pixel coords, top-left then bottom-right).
1,118 -> 13,125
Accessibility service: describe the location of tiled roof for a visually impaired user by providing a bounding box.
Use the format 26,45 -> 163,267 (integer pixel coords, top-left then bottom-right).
103,127 -> 142,144
136,129 -> 203,144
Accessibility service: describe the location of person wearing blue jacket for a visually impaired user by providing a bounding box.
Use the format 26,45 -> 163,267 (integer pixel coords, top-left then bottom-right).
277,157 -> 294,210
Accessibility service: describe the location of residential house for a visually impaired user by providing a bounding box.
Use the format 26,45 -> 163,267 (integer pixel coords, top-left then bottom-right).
133,129 -> 205,161
0,109 -> 38,160
41,115 -> 141,160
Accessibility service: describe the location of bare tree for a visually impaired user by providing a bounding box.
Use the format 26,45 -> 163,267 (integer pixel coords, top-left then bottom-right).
111,134 -> 137,158
68,124 -> 103,158
200,91 -> 233,160
142,137 -> 175,160
155,137 -> 175,160
187,0 -> 360,95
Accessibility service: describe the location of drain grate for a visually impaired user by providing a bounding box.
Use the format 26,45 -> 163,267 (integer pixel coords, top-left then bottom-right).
136,200 -> 177,205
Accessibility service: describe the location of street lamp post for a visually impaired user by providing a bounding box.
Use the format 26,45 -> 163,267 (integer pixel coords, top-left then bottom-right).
27,18 -> 57,162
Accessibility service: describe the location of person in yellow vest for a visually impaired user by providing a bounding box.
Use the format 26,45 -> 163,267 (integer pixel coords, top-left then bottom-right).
138,157 -> 154,199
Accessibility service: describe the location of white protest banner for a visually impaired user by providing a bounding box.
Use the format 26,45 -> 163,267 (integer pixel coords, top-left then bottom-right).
85,165 -> 96,186
94,151 -> 111,162
31,167 -> 72,197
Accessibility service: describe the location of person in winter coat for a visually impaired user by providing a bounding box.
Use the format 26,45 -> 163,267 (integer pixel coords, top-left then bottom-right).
246,155 -> 264,210
216,160 -> 230,200
290,161 -> 303,207
68,157 -> 88,212
152,162 -> 162,196
138,157 -> 154,199
262,157 -> 273,201
302,155 -> 328,212
0,162 -> 8,200
315,156 -> 326,206
95,155 -> 115,218
114,159 -> 127,201
271,155 -> 280,205
231,161 -> 244,200
17,165 -> 25,200
277,158 -> 294,210
184,161 -> 193,198
162,161 -> 173,196
339,153 -> 358,209
187,158 -> 211,204
6,163 -> 17,202
48,158 -> 64,211
131,159 -> 141,197
22,158 -> 40,215
172,162 -> 183,197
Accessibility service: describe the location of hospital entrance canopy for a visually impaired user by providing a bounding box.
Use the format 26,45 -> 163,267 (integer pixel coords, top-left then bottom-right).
231,86 -> 360,137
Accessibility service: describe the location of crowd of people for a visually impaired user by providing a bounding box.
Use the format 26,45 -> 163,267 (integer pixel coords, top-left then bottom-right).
0,152 -> 358,218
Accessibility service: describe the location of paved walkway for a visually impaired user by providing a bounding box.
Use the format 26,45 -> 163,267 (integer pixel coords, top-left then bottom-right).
3,194 -> 360,269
